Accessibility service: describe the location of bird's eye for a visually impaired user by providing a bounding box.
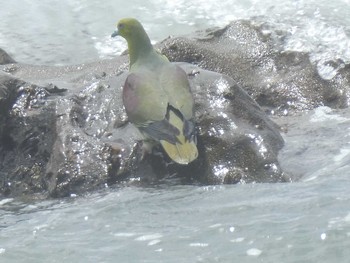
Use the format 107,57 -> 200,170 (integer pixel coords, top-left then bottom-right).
118,23 -> 125,30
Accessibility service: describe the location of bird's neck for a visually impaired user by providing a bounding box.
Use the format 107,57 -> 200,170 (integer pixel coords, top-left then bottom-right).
128,33 -> 153,67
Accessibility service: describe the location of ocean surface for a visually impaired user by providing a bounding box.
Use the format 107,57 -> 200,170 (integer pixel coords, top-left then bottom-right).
1,0 -> 350,262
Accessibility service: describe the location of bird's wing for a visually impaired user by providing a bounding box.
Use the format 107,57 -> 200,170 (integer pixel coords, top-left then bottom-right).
159,63 -> 194,120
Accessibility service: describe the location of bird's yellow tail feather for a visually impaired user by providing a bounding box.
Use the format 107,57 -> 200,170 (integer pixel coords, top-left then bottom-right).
160,111 -> 198,165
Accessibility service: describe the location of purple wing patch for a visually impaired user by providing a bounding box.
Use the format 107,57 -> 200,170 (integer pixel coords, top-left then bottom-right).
123,73 -> 139,115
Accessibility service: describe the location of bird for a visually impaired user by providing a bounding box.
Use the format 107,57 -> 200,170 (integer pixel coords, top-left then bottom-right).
111,18 -> 198,165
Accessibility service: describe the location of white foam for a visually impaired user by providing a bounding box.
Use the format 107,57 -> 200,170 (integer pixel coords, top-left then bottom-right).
189,243 -> 209,247
333,148 -> 350,163
0,198 -> 13,206
94,35 -> 127,60
148,239 -> 161,246
246,248 -> 262,256
310,106 -> 348,123
135,233 -> 163,241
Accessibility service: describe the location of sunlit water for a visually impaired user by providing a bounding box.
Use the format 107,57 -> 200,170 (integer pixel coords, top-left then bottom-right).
1,0 -> 350,262
1,178 -> 350,263
1,0 -> 350,72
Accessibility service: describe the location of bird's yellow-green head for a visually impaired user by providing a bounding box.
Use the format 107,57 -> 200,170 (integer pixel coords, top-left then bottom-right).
111,18 -> 153,67
111,18 -> 143,40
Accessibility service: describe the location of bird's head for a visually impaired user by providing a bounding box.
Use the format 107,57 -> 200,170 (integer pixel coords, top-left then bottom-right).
111,18 -> 146,42
111,18 -> 153,67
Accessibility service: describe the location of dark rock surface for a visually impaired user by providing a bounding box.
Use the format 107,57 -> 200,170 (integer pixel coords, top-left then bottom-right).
0,48 -> 16,65
0,55 -> 288,198
159,20 -> 350,115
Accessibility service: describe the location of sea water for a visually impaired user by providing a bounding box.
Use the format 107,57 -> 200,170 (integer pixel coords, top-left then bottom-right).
1,0 -> 350,68
1,0 -> 350,262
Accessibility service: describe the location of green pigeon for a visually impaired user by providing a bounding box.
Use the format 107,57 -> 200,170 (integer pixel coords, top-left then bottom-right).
111,18 -> 198,165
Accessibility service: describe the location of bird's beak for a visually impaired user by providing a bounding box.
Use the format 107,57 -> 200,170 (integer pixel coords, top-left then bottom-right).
111,30 -> 119,38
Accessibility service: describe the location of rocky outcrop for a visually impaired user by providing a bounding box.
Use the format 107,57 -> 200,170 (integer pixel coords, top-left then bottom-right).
0,56 -> 288,199
0,48 -> 16,65
6,18 -> 349,199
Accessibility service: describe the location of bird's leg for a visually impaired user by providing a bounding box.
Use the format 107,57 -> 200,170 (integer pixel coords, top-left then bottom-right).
140,140 -> 155,161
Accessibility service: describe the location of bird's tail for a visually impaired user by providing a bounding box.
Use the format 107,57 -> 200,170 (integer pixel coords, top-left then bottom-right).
160,110 -> 198,165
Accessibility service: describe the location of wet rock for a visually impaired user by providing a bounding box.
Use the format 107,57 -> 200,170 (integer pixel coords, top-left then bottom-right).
0,72 -> 56,198
0,55 -> 288,199
159,20 -> 349,115
0,48 -> 16,65
159,64 -> 289,185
